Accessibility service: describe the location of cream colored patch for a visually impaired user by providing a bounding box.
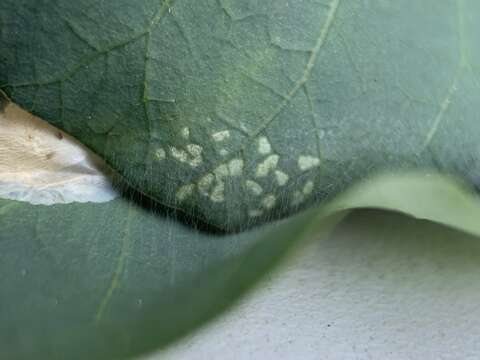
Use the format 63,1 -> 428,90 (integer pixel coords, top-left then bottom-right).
261,194 -> 276,210
181,126 -> 190,139
275,170 -> 289,186
202,163 -> 232,203
198,173 -> 214,196
245,180 -> 263,196
176,184 -> 195,202
0,100 -> 117,205
171,144 -> 203,167
303,180 -> 314,195
228,158 -> 244,176
211,130 -> 230,142
186,144 -> 202,157
219,148 -> 229,156
257,136 -> 272,155
170,146 -> 189,162
298,155 -> 320,171
210,183 -> 225,202
256,154 -> 279,177
291,180 -> 316,207
214,164 -> 229,178
186,144 -> 203,167
155,147 -> 166,161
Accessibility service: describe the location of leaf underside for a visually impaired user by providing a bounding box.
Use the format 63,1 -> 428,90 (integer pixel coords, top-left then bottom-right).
1,172 -> 480,360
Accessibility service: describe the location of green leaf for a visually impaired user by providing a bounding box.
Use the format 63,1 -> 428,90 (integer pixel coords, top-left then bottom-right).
2,0 -> 479,230
1,172 -> 480,359
2,2 -> 480,358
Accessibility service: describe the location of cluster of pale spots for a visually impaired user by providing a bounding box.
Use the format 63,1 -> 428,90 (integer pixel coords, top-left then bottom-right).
155,126 -> 321,219
0,0 -> 341,222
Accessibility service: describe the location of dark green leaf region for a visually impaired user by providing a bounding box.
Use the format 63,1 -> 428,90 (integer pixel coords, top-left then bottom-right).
1,0 -> 479,230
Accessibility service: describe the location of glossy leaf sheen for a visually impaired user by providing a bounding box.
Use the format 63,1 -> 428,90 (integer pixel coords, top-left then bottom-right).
1,0 -> 480,230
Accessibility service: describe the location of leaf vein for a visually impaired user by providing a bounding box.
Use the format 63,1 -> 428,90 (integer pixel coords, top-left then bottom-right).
248,0 -> 341,140
95,204 -> 134,323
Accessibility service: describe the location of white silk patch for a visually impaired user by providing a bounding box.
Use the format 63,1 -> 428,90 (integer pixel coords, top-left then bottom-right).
0,96 -> 118,205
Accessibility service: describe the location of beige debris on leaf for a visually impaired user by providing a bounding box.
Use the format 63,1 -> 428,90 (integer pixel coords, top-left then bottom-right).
0,92 -> 118,205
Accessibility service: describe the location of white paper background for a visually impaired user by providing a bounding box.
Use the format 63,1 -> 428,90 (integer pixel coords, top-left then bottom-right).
149,210 -> 480,360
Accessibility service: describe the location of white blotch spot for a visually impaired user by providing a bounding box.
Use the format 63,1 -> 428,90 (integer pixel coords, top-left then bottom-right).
214,164 -> 229,179
303,180 -> 314,195
210,182 -> 225,202
176,184 -> 195,202
291,180 -> 315,207
198,173 -> 214,196
298,155 -> 320,171
204,163 -> 233,203
228,159 -> 244,176
248,209 -> 263,218
219,148 -> 229,156
170,147 -> 188,163
257,136 -> 272,155
171,145 -> 202,167
187,144 -> 202,156
246,180 -> 263,196
155,147 -> 166,161
256,154 -> 279,177
275,170 -> 289,186
291,191 -> 304,207
212,130 -> 230,142
181,127 -> 190,139
186,144 -> 203,167
261,194 -> 276,210
202,159 -> 243,203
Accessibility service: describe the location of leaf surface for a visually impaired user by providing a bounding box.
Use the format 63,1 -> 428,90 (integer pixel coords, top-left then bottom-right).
1,170 -> 480,359
2,0 -> 479,230
2,2 -> 480,358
